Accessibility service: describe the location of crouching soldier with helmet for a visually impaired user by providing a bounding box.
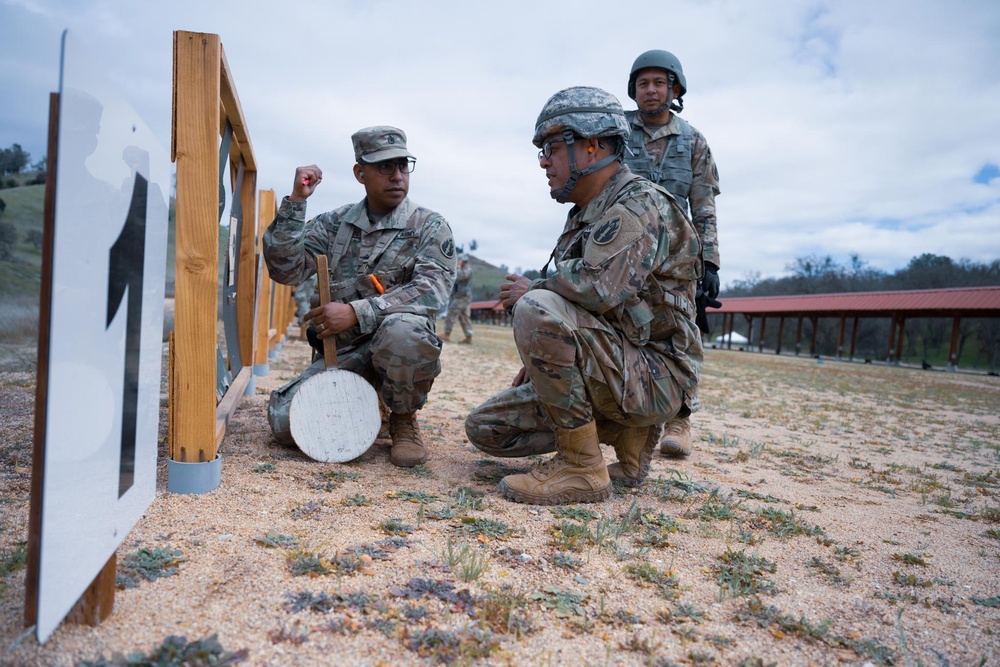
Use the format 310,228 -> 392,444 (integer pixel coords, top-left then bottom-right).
464,86 -> 703,504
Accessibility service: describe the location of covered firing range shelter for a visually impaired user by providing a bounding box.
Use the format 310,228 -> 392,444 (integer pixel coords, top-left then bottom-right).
711,286 -> 1000,370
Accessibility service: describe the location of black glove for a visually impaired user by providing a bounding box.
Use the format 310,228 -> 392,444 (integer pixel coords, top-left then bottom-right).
700,263 -> 720,301
694,286 -> 722,336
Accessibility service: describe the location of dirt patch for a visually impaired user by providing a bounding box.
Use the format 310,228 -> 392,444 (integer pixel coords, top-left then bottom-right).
1,324 -> 998,666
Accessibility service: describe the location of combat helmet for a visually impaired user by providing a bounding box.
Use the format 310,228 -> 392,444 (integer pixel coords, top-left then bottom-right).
627,49 -> 687,114
533,86 -> 630,203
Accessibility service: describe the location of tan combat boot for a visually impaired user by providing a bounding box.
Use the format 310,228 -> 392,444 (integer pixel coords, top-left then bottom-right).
659,416 -> 692,457
606,423 -> 661,487
500,421 -> 611,505
389,412 -> 428,467
459,335 -> 472,345
440,332 -> 451,342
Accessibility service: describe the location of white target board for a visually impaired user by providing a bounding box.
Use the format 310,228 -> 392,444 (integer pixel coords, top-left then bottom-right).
34,30 -> 170,643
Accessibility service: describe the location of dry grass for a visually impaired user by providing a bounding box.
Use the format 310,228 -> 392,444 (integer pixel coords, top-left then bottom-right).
0,324 -> 998,666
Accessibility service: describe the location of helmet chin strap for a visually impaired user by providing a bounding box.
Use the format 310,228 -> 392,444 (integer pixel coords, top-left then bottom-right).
637,72 -> 683,118
550,130 -> 620,203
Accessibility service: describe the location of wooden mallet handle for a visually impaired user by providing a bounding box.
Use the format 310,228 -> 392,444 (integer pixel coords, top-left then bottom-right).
315,255 -> 337,369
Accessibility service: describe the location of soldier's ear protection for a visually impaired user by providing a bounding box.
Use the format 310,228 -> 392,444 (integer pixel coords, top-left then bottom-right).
587,146 -> 595,153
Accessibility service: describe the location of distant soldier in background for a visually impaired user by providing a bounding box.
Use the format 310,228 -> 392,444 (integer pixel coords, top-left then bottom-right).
442,253 -> 473,344
624,49 -> 722,458
293,274 -> 318,320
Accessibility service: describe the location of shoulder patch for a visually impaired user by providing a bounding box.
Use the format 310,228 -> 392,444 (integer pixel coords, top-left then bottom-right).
593,217 -> 621,245
583,208 -> 645,266
441,238 -> 455,258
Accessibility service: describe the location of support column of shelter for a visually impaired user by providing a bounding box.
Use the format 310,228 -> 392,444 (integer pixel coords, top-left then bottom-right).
886,316 -> 897,364
836,314 -> 846,358
849,316 -> 860,360
894,316 -> 906,366
948,317 -> 961,371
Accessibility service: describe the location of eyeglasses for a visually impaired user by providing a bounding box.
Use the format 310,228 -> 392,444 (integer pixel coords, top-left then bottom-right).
374,158 -> 417,175
537,137 -> 568,163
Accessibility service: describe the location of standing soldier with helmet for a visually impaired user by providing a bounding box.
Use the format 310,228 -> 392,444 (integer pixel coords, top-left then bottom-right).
442,253 -> 474,344
625,49 -> 722,458
465,86 -> 703,503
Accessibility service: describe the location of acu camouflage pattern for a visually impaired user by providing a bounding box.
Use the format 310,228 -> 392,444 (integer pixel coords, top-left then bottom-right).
351,125 -> 414,164
533,86 -> 631,146
444,259 -> 473,338
262,195 -> 456,442
625,110 -> 720,268
465,165 -> 703,457
293,273 -> 318,317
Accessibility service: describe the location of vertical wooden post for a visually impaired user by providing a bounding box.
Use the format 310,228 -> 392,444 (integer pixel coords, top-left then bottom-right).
254,190 -> 276,372
170,31 -> 221,464
237,168 -> 258,369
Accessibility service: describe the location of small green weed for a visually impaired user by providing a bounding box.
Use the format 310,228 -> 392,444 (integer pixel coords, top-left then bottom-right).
478,586 -> 535,636
624,562 -> 680,600
386,489 -> 438,503
255,532 -> 299,549
117,547 -> 187,589
343,493 -> 372,506
754,507 -> 825,539
79,634 -> 248,667
891,552 -> 929,566
252,461 -> 275,473
405,626 -> 500,664
714,549 -> 776,600
459,516 -> 511,539
0,542 -> 27,577
439,537 -> 490,582
379,517 -> 414,536
530,586 -> 589,617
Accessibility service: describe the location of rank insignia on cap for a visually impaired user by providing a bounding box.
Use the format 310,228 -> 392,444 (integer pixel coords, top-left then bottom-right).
593,218 -> 621,245
441,239 -> 455,258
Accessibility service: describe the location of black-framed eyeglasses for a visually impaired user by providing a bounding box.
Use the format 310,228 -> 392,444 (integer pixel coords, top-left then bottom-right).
374,158 -> 417,175
537,137 -> 568,163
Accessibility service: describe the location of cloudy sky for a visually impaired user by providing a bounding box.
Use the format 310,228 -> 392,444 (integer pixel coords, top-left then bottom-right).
2,0 -> 998,288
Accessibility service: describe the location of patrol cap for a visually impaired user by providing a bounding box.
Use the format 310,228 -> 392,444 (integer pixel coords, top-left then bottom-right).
351,126 -> 415,164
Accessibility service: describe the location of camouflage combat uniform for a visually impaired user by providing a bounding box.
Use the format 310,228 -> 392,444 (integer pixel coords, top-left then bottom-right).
624,110 -> 720,269
293,273 -> 318,318
465,164 -> 703,457
443,260 -> 473,339
263,196 -> 457,444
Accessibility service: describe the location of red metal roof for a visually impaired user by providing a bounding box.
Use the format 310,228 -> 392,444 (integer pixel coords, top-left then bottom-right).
471,300 -> 505,312
715,286 -> 1000,317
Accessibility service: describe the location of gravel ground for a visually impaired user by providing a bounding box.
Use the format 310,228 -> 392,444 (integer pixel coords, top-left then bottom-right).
1,323 -> 998,666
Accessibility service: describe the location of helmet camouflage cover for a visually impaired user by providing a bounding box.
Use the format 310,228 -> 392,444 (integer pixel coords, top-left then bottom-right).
533,86 -> 631,147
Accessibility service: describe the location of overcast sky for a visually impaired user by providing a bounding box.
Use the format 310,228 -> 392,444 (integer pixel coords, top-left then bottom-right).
2,0 -> 998,288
